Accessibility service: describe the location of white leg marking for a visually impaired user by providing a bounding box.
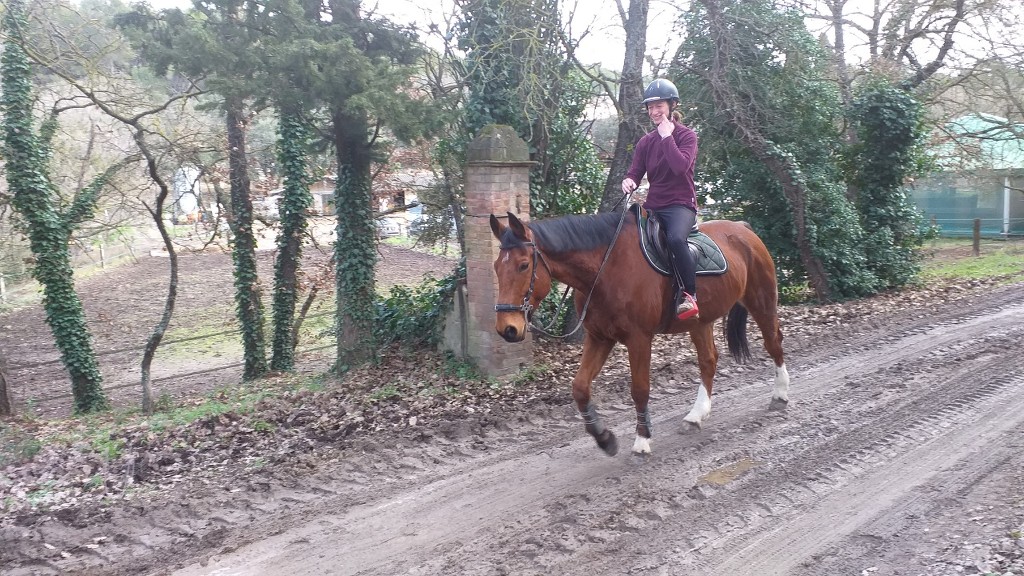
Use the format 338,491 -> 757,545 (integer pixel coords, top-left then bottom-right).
632,435 -> 652,454
774,363 -> 790,402
683,384 -> 711,424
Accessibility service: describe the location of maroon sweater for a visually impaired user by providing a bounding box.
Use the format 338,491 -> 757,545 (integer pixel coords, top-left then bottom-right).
624,121 -> 698,212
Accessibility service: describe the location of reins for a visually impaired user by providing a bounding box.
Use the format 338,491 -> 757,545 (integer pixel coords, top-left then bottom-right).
523,192 -> 635,339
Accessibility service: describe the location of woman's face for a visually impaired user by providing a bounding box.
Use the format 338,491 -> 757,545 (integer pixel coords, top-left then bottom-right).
646,100 -> 672,124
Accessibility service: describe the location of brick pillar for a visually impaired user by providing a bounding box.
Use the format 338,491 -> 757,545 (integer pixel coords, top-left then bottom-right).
464,125 -> 534,378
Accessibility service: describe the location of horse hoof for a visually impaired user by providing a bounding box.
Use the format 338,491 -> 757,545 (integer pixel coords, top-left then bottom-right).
768,398 -> 789,411
597,430 -> 619,456
681,420 -> 702,434
631,436 -> 652,454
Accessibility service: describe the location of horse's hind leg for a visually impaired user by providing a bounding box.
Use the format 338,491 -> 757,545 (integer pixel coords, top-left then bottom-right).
747,305 -> 790,410
683,321 -> 719,431
573,332 -> 618,456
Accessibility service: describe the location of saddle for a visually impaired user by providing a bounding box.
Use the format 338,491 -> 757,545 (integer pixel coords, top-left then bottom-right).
629,203 -> 727,278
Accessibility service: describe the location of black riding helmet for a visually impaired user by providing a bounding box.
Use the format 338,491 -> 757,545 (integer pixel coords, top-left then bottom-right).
642,78 -> 679,106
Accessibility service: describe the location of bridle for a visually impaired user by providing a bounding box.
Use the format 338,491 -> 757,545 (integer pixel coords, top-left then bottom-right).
493,194 -> 633,338
493,240 -> 551,319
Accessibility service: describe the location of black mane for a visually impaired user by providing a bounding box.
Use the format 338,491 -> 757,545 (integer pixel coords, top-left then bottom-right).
524,213 -> 622,254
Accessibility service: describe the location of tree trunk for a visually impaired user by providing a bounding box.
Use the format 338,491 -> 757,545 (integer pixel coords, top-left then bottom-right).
829,0 -> 861,204
0,351 -> 13,417
2,0 -> 108,413
291,284 -> 319,351
599,0 -> 650,213
699,0 -> 831,301
332,107 -> 377,370
270,111 -> 312,371
226,101 -> 268,380
136,133 -> 178,415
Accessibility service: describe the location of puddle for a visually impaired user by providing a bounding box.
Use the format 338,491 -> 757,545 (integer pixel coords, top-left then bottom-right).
698,457 -> 761,485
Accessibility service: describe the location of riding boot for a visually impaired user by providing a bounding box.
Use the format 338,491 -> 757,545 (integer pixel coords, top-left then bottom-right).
670,259 -> 699,321
675,291 -> 699,320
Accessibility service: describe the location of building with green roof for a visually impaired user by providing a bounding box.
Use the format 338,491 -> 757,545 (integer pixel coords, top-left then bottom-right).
907,113 -> 1024,236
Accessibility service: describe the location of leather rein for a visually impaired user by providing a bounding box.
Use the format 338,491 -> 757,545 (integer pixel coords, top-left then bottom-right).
493,194 -> 634,339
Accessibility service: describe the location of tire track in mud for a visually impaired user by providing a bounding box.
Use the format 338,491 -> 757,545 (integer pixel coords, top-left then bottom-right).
624,296 -> 1023,572
410,298 -> 1024,576
169,284 -> 1024,576
692,371 -> 1024,575
786,448 -> 1024,576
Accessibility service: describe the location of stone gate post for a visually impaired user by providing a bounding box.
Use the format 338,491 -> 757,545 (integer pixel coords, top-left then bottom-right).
462,125 -> 534,377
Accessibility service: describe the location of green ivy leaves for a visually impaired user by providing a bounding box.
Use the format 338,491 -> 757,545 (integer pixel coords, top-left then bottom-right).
2,0 -> 108,413
270,112 -> 313,371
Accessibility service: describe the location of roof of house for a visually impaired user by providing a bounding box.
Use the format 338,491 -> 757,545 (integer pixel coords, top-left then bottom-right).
932,113 -> 1024,171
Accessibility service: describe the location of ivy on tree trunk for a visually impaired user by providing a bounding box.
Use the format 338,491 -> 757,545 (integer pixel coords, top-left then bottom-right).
333,108 -> 377,370
270,110 -> 312,371
225,102 -> 268,380
1,0 -> 108,414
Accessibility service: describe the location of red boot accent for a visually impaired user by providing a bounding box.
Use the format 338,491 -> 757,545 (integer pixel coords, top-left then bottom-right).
676,293 -> 699,321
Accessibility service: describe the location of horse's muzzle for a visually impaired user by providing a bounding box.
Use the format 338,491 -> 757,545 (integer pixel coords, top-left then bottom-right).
498,325 -> 524,342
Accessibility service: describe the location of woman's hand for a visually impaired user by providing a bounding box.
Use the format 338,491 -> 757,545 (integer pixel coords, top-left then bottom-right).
657,116 -> 675,139
621,177 -> 637,195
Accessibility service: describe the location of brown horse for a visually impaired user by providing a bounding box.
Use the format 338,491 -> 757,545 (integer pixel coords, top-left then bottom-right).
489,210 -> 789,456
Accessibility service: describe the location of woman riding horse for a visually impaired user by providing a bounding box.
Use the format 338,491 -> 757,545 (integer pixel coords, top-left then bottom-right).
490,211 -> 790,456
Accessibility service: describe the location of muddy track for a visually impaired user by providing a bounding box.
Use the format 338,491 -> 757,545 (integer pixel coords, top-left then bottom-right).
161,282 -> 1024,576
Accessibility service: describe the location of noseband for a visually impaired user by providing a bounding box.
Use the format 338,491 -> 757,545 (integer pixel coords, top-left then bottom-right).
494,241 -> 549,319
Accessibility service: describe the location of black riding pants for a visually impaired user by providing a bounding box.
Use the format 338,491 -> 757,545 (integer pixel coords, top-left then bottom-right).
654,204 -> 698,296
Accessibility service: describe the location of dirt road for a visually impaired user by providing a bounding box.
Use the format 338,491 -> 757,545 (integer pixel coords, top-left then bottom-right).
166,283 -> 1024,576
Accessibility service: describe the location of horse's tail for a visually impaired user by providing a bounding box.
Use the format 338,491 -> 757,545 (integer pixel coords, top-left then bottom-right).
726,303 -> 753,364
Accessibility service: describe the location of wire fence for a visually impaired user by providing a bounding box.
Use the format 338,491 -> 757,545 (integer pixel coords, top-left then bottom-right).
4,309 -> 338,409
926,216 -> 1024,237
0,239 -> 138,300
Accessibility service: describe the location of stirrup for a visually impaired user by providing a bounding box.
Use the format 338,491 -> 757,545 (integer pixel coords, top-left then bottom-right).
675,292 -> 699,321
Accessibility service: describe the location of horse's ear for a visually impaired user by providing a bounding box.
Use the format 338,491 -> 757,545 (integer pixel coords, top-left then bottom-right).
507,212 -> 529,241
489,213 -> 504,240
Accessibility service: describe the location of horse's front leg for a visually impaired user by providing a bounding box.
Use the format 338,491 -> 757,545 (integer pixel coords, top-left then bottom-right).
625,335 -> 654,454
683,322 -> 719,432
573,332 -> 617,456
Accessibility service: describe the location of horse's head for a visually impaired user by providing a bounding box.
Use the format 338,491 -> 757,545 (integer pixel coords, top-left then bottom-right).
489,212 -> 552,342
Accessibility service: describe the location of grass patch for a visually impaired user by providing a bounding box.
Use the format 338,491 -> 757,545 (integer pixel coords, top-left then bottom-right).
293,301 -> 335,348
442,352 -> 481,380
147,398 -> 239,432
369,384 -> 401,402
0,425 -> 43,467
507,363 -> 551,387
1,372 -> 329,466
920,238 -> 1024,283
91,435 -> 126,460
146,373 -> 321,431
27,481 -> 57,506
159,304 -> 241,359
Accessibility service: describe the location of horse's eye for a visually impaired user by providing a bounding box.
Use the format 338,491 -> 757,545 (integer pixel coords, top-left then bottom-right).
518,262 -> 530,273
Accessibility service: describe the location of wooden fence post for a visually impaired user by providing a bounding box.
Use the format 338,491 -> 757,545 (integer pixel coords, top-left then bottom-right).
972,218 -> 981,257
